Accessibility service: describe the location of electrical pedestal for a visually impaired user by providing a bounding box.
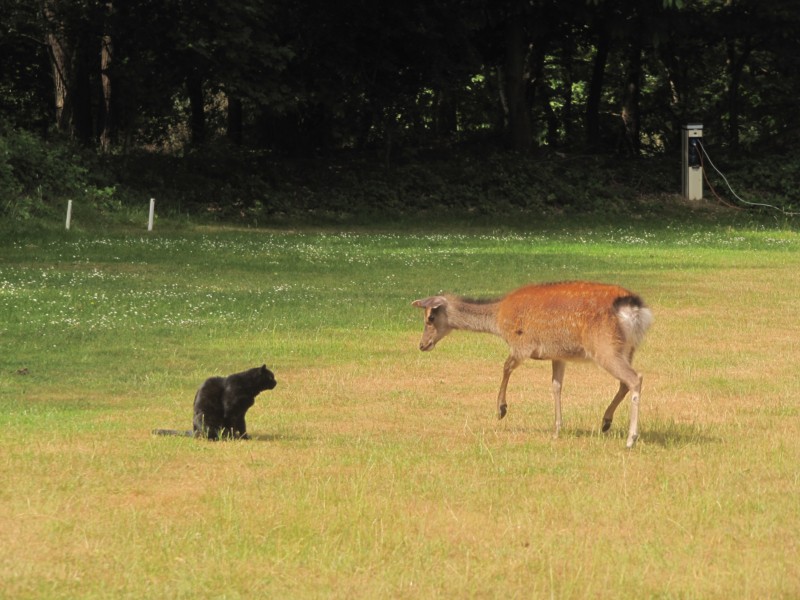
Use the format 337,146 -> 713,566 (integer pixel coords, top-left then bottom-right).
682,123 -> 703,201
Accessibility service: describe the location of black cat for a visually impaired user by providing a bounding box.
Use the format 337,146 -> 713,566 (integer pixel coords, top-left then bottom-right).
152,364 -> 277,440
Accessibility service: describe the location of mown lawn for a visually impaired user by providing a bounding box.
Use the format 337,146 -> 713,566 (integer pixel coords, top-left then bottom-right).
1,220 -> 799,598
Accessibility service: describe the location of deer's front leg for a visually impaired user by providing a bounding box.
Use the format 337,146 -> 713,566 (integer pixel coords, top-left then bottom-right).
497,356 -> 521,419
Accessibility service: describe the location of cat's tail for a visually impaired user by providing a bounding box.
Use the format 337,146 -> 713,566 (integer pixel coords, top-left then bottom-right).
151,429 -> 194,437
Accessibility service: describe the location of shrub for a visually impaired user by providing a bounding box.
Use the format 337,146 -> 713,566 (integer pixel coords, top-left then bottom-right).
0,124 -> 90,220
0,124 -> 128,225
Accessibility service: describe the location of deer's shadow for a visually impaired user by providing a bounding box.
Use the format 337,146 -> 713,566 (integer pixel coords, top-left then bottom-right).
572,422 -> 720,447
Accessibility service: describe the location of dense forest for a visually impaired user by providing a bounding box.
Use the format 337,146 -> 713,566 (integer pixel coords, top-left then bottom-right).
2,0 -> 799,222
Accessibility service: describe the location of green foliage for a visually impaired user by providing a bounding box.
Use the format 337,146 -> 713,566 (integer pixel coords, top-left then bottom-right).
3,125 -> 798,231
0,134 -> 21,197
4,0 -> 800,159
0,126 -> 78,220
106,148 -> 680,223
0,124 -> 123,223
0,135 -> 790,231
728,155 -> 800,212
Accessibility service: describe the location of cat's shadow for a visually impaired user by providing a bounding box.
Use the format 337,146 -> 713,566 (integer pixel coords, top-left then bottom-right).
249,433 -> 306,443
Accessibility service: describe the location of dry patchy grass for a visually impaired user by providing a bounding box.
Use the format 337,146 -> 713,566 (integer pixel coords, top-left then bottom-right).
1,225 -> 799,598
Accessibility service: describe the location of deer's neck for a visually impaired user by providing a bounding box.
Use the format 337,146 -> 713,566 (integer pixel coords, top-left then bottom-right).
448,297 -> 501,336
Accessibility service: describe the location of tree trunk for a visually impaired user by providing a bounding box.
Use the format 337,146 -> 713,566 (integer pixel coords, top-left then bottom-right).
99,2 -> 114,152
43,1 -> 94,144
561,36 -> 575,145
227,95 -> 243,145
619,39 -> 643,156
658,40 -> 687,151
186,73 -> 205,146
434,88 -> 458,139
503,19 -> 531,151
71,41 -> 94,145
586,25 -> 610,150
726,38 -> 751,152
43,2 -> 70,134
528,45 -> 553,147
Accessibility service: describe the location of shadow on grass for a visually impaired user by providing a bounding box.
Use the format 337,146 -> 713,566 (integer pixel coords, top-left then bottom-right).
249,433 -> 307,443
642,424 -> 722,447
572,420 -> 721,447
149,431 -> 307,443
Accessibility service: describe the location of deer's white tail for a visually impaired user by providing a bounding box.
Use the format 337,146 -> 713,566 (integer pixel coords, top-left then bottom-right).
614,296 -> 654,349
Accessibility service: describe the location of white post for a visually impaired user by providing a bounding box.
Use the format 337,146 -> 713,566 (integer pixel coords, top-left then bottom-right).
65,200 -> 73,230
147,198 -> 155,231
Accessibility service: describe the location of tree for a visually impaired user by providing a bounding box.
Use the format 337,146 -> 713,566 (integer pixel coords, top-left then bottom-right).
585,8 -> 612,150
40,0 -> 107,144
0,0 -> 51,130
502,16 -> 533,151
2,0 -> 799,162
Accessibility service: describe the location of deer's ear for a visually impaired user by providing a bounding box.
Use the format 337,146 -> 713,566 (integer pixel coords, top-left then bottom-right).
412,296 -> 448,310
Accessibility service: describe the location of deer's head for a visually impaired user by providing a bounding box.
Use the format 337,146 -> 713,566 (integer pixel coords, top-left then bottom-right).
412,296 -> 452,351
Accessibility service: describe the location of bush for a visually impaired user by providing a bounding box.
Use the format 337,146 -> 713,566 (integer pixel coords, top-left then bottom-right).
0,124 -> 90,220
107,148 -> 688,223
5,125 -> 798,229
0,124 -> 127,225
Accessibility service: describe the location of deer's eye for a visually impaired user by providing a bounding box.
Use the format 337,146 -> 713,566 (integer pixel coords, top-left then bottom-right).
427,314 -> 435,323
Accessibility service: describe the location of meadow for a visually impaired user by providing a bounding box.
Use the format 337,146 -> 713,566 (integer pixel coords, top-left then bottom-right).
1,219 -> 799,598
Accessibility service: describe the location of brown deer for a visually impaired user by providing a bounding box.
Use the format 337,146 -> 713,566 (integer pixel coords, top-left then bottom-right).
412,281 -> 653,448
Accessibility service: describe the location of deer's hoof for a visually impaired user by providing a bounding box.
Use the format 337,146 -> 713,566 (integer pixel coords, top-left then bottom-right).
498,405 -> 507,419
602,418 -> 612,432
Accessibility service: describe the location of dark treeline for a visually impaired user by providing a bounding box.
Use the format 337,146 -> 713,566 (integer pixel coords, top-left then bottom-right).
3,0 -> 799,157
2,0 -> 800,224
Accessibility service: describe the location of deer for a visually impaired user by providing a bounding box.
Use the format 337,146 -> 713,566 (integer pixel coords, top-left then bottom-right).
412,281 -> 653,448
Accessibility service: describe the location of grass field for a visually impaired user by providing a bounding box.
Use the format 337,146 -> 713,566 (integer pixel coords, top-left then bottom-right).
1,219 -> 799,598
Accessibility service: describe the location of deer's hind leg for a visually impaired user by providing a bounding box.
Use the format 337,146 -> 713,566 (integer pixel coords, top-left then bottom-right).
595,350 -> 642,448
602,382 -> 629,432
551,360 -> 566,438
